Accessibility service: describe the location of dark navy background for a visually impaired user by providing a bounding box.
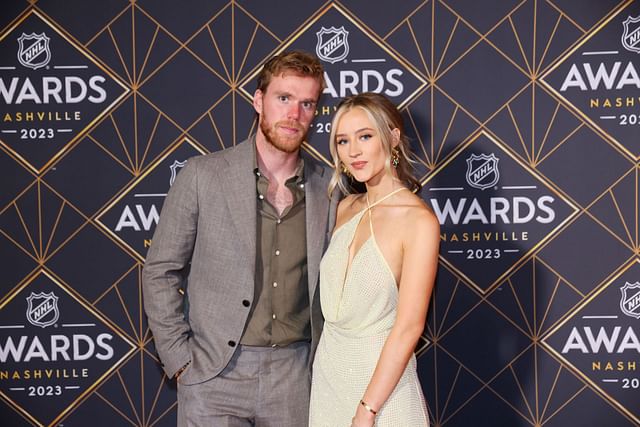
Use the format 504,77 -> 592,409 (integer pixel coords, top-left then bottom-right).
1,1 -> 639,425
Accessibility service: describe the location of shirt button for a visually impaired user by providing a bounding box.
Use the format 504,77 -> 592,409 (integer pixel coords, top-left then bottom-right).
258,194 -> 264,200
242,299 -> 250,307
276,219 -> 281,224
228,340 -> 236,347
272,314 -> 277,319
275,250 -> 280,256
299,183 -> 305,188
273,282 -> 278,288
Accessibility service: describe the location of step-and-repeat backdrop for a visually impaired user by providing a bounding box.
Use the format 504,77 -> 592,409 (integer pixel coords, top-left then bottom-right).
2,0 -> 640,425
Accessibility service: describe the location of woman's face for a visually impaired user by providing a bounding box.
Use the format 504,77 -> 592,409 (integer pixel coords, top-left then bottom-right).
334,108 -> 390,185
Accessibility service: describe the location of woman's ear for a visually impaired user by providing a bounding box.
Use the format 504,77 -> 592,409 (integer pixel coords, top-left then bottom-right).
390,128 -> 401,147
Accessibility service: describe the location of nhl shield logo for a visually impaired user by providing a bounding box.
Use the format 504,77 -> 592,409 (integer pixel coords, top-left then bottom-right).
26,292 -> 59,328
17,32 -> 51,70
466,153 -> 500,190
620,282 -> 640,319
169,159 -> 187,186
315,26 -> 349,63
622,15 -> 640,54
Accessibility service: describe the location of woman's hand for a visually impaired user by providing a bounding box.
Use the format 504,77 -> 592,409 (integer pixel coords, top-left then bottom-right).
350,402 -> 376,427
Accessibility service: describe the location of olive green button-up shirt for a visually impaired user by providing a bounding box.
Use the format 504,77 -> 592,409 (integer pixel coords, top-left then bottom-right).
240,160 -> 310,346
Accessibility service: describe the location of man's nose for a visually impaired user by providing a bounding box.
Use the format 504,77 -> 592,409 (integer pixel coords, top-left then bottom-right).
287,103 -> 300,120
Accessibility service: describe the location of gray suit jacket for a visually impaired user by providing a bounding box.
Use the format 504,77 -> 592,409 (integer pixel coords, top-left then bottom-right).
142,138 -> 337,385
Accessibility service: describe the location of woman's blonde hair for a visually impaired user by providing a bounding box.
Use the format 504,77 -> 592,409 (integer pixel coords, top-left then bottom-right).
328,92 -> 421,196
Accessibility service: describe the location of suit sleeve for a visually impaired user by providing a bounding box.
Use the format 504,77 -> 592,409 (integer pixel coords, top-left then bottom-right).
142,158 -> 200,378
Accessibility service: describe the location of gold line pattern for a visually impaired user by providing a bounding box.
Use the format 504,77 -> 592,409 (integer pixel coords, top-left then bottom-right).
1,1 -> 638,425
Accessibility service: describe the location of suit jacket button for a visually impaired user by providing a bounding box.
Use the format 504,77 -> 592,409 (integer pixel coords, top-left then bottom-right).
228,340 -> 236,347
242,299 -> 250,307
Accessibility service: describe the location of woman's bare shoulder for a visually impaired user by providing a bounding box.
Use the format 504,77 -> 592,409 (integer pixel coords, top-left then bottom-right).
337,193 -> 363,214
334,193 -> 365,229
395,192 -> 440,238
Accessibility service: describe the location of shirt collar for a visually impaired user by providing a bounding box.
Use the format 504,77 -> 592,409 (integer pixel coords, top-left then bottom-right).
252,140 -> 306,185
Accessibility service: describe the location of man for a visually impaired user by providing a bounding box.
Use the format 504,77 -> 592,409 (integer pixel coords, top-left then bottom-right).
142,51 -> 336,426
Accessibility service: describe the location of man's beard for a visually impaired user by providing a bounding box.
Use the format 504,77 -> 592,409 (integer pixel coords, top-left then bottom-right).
260,118 -> 306,153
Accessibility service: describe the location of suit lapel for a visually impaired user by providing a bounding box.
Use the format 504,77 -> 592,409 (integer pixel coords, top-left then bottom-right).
218,140 -> 257,259
219,140 -> 329,301
305,160 -> 329,300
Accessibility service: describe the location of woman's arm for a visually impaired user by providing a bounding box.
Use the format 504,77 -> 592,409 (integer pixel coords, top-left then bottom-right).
352,207 -> 440,426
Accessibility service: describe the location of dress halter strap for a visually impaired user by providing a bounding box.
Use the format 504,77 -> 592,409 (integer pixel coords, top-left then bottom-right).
364,187 -> 408,236
365,187 -> 408,210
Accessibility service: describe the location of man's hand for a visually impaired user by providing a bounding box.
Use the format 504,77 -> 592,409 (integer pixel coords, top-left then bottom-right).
174,360 -> 191,380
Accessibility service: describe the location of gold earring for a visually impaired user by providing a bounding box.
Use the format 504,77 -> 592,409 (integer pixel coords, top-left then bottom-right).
341,163 -> 352,178
391,147 -> 400,168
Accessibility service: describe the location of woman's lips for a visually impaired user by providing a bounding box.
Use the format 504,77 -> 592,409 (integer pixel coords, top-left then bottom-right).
351,161 -> 367,170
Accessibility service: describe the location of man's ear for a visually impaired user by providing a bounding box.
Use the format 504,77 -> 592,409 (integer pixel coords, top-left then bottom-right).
253,89 -> 263,115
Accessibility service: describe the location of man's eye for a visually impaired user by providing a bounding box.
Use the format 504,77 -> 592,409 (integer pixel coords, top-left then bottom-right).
278,95 -> 288,102
302,101 -> 314,109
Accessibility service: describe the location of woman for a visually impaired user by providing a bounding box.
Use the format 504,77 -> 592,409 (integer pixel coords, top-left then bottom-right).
309,92 -> 440,427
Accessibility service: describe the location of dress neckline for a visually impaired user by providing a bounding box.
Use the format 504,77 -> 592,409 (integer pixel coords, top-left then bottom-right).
365,187 -> 408,210
334,187 -> 408,318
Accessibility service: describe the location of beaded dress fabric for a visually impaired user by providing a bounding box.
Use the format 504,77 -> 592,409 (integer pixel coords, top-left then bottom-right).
309,189 -> 429,426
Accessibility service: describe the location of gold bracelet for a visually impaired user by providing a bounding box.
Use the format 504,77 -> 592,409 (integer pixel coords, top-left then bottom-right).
360,399 -> 378,415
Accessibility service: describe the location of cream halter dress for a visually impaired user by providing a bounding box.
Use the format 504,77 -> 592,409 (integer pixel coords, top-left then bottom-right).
309,188 -> 429,426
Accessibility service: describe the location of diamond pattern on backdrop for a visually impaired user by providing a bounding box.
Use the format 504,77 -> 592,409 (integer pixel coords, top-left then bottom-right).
2,1 -> 640,426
